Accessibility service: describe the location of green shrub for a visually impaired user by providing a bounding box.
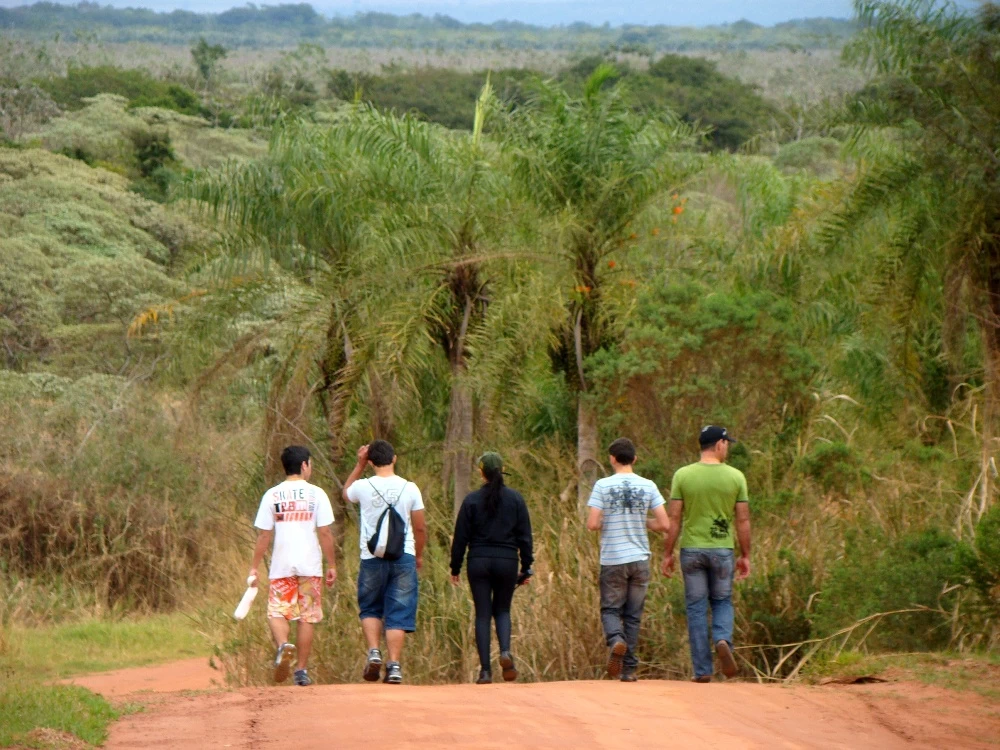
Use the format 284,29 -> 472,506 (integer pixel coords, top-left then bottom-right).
126,125 -> 179,201
589,281 -> 817,488
0,148 -> 202,370
774,136 -> 841,175
128,126 -> 176,177
799,441 -> 867,495
37,65 -> 201,115
561,54 -> 776,150
327,67 -> 532,130
0,239 -> 59,369
738,548 -> 814,676
814,527 -> 959,651
957,504 -> 1000,617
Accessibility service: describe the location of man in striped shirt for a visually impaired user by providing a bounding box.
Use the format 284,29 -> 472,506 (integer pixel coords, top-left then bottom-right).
586,438 -> 671,681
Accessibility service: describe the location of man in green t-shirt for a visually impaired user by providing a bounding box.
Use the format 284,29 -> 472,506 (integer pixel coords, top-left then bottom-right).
663,425 -> 751,682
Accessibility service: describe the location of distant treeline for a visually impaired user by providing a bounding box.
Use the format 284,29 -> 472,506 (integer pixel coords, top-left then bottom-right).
0,2 -> 857,49
328,54 -> 776,149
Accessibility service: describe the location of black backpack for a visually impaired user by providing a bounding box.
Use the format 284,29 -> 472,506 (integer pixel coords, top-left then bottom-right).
366,480 -> 408,561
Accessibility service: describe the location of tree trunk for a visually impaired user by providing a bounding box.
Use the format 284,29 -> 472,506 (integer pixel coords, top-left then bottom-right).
320,306 -> 353,553
323,380 -> 350,554
577,396 -> 600,508
444,366 -> 474,518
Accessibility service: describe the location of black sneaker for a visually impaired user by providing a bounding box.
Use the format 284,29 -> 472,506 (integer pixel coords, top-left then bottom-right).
716,640 -> 738,678
273,642 -> 297,684
606,639 -> 627,678
363,648 -> 383,682
499,651 -> 517,682
476,669 -> 492,684
621,672 -> 638,682
384,661 -> 403,684
293,668 -> 312,686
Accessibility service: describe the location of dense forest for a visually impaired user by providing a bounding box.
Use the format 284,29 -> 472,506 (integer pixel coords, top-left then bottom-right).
1,0 -> 998,697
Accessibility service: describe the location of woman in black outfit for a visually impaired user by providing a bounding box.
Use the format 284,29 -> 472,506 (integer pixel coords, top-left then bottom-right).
450,451 -> 534,684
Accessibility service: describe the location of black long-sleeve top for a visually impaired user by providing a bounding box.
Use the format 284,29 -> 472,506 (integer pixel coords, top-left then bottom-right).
450,485 -> 534,576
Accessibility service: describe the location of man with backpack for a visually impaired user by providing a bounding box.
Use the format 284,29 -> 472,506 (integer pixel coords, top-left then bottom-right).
343,440 -> 426,684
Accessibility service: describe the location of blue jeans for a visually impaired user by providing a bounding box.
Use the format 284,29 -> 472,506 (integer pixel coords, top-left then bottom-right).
599,559 -> 651,673
357,554 -> 419,632
680,548 -> 734,678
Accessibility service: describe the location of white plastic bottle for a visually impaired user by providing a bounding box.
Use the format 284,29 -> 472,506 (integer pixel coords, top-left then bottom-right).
233,576 -> 259,620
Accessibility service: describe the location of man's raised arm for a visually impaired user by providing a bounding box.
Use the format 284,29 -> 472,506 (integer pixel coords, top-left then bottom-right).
342,444 -> 369,501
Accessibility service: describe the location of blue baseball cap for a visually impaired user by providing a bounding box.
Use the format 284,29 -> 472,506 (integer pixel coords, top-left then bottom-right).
699,425 -> 736,447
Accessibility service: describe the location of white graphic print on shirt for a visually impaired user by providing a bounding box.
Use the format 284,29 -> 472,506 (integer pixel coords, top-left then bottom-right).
254,480 -> 335,578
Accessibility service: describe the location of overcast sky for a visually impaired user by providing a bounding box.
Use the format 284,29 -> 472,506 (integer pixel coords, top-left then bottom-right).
0,0 -> 984,26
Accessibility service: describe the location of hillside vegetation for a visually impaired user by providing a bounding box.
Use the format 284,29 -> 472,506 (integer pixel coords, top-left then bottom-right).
0,0 -> 998,704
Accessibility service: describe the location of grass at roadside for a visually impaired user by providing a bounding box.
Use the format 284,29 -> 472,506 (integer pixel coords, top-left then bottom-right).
0,613 -> 211,680
0,613 -> 212,748
803,651 -> 1000,699
0,684 -> 118,748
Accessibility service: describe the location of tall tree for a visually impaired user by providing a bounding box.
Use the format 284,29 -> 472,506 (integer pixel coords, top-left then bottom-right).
185,87 -> 514,517
181,120 -> 379,545
502,65 -> 698,502
339,88 -> 513,515
824,0 -> 1000,522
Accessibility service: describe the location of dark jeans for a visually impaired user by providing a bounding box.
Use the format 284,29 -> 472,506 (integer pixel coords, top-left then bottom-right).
680,548 -> 734,678
467,556 -> 519,672
599,559 -> 651,673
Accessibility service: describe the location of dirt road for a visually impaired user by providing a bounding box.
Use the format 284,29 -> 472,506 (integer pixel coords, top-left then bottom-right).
67,660 -> 1000,749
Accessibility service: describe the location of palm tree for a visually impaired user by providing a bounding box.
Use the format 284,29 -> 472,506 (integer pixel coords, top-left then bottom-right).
333,86 -> 518,515
822,0 -> 1000,518
184,85 -> 517,516
501,65 -> 699,501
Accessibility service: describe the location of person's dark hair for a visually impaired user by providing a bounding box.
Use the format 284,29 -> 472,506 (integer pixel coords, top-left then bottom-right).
280,445 -> 311,476
367,439 -> 395,467
608,437 -> 636,465
481,465 -> 505,516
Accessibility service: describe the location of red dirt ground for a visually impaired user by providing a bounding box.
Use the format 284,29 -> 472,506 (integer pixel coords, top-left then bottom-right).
67,659 -> 1000,749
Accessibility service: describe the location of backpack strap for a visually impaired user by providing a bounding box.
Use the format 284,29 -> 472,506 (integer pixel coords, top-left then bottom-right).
367,479 -> 410,527
367,478 -> 396,508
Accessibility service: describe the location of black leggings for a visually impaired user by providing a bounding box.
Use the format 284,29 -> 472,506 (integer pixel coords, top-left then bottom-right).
466,556 -> 519,671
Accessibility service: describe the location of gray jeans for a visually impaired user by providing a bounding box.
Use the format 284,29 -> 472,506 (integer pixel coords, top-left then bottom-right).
599,559 -> 651,673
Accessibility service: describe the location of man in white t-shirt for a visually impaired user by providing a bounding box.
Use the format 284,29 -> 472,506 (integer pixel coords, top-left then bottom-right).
249,445 -> 336,687
343,439 -> 426,685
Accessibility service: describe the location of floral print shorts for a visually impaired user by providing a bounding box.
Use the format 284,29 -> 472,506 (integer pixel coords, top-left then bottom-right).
267,576 -> 323,623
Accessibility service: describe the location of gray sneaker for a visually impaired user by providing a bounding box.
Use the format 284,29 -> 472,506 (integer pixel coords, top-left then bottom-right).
383,661 -> 403,684
363,648 -> 383,682
273,642 -> 297,684
293,668 -> 312,686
